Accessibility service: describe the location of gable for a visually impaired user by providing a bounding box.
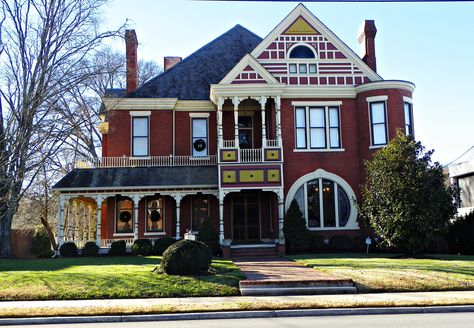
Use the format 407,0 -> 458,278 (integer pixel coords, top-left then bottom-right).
219,54 -> 281,85
251,4 -> 382,87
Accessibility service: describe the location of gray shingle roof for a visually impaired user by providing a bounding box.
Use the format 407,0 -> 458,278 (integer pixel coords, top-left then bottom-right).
127,24 -> 262,100
53,166 -> 218,190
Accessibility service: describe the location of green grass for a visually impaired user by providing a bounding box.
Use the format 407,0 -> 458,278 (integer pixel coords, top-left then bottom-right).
289,253 -> 474,293
0,256 -> 244,300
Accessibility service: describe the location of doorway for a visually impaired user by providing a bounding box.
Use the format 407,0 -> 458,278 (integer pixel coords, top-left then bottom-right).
232,193 -> 260,242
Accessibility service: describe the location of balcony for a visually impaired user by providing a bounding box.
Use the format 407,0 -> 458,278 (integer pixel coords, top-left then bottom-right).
76,155 -> 217,169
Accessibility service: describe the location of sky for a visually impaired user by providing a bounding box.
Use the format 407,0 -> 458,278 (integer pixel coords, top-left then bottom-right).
103,0 -> 474,165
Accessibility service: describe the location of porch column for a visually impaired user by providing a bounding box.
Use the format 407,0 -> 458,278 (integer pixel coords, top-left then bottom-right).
56,196 -> 66,249
73,201 -> 79,241
217,97 -> 224,149
87,204 -> 92,240
275,96 -> 282,147
173,193 -> 183,239
132,194 -> 140,241
277,189 -> 285,243
260,96 -> 267,147
66,202 -> 72,241
81,203 -> 86,242
95,195 -> 104,247
233,96 -> 239,147
218,191 -> 225,245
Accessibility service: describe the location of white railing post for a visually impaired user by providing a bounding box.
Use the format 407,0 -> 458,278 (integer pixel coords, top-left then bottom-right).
233,96 -> 239,148
276,96 -> 282,147
260,95 -> 267,148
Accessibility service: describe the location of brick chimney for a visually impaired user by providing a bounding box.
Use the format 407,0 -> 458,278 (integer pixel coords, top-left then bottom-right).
358,20 -> 377,72
164,56 -> 182,71
125,29 -> 138,95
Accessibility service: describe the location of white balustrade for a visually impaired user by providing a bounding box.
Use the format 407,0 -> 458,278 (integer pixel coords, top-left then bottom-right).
100,238 -> 135,247
266,139 -> 278,147
240,148 -> 262,163
77,155 -> 217,169
222,140 -> 236,148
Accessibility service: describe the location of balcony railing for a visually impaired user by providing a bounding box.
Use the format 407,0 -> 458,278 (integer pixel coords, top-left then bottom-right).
222,140 -> 236,148
76,155 -> 217,169
240,148 -> 262,163
266,139 -> 278,147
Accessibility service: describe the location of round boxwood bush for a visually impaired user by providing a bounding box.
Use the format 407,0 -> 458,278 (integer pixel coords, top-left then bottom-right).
153,237 -> 176,255
329,234 -> 353,251
161,239 -> 211,275
131,239 -> 153,256
109,240 -> 126,256
59,241 -> 78,257
31,225 -> 54,258
82,241 -> 100,256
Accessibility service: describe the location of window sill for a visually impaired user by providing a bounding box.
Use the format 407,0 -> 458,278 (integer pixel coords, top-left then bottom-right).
144,232 -> 166,236
369,145 -> 386,150
293,148 -> 345,153
130,156 -> 151,159
113,233 -> 134,237
308,226 -> 359,231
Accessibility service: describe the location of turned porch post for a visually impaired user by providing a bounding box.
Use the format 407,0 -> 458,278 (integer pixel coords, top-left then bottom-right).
277,189 -> 285,243
233,96 -> 239,147
173,193 -> 183,239
132,194 -> 140,241
217,97 -> 224,149
95,195 -> 104,247
260,96 -> 267,147
275,96 -> 282,147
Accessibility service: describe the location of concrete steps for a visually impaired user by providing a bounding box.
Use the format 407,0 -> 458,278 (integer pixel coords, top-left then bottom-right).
239,279 -> 357,296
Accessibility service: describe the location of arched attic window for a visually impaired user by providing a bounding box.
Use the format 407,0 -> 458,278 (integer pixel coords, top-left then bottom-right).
289,45 -> 315,59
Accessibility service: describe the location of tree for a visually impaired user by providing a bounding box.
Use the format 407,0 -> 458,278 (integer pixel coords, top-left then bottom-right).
0,0 -> 123,257
358,130 -> 457,255
283,200 -> 310,254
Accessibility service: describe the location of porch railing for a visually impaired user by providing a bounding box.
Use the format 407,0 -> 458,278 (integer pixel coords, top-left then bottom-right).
266,139 -> 278,147
76,155 -> 217,169
222,140 -> 236,148
240,148 -> 262,163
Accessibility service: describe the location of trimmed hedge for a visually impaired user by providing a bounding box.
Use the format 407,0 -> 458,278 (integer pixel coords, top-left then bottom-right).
153,237 -> 176,255
59,242 -> 78,257
109,240 -> 126,256
161,239 -> 211,275
329,234 -> 353,251
31,225 -> 54,258
131,239 -> 153,256
197,217 -> 220,256
82,241 -> 100,256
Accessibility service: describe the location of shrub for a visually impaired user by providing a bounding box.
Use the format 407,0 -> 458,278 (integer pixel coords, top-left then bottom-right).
448,211 -> 474,255
329,235 -> 353,251
161,239 -> 211,275
59,241 -> 78,257
109,240 -> 126,256
131,239 -> 153,256
283,200 -> 310,254
197,217 -> 220,256
153,237 -> 176,255
31,225 -> 54,258
82,241 -> 100,256
308,234 -> 325,252
352,236 -> 369,252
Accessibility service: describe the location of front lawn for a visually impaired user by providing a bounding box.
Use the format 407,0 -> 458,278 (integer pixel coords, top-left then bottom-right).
289,253 -> 474,293
0,256 -> 244,300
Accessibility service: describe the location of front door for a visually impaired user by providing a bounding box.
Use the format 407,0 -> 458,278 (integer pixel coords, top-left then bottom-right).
232,194 -> 260,242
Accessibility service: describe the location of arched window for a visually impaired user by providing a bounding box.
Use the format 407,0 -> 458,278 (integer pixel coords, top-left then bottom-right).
286,169 -> 358,230
289,45 -> 315,59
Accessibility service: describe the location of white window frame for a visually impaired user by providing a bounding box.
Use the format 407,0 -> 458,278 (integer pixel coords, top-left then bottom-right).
113,196 -> 134,236
285,169 -> 359,231
144,196 -> 166,236
190,117 -> 209,157
403,97 -> 414,136
292,101 -> 343,152
367,96 -> 388,148
131,116 -> 150,157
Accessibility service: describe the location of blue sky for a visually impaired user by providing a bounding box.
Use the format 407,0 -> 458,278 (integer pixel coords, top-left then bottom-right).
104,0 -> 474,165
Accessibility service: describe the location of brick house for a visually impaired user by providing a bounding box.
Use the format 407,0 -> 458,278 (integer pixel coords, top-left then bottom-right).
53,4 -> 415,256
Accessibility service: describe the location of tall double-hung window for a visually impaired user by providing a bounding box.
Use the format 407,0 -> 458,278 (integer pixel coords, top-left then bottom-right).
294,104 -> 341,150
191,117 -> 208,157
404,101 -> 414,136
369,101 -> 387,146
132,116 -> 149,157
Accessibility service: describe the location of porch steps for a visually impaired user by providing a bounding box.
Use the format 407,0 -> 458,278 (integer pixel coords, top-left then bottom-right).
239,279 -> 357,296
230,244 -> 278,258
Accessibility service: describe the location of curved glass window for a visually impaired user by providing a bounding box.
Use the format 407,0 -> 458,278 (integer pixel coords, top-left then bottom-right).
293,178 -> 351,229
289,45 -> 315,59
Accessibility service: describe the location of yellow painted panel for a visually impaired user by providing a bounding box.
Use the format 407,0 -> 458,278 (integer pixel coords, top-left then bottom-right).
284,17 -> 318,35
265,149 -> 280,161
222,150 -> 237,161
267,169 -> 280,183
240,170 -> 264,183
222,170 -> 237,183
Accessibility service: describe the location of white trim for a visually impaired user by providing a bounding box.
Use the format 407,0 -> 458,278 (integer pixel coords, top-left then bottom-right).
287,42 -> 318,59
189,113 -> 210,118
283,86 -> 356,98
53,185 -> 218,192
355,81 -> 415,93
369,145 -> 385,150
113,233 -> 134,237
403,96 -> 413,104
250,3 -> 382,82
175,100 -> 216,112
103,98 -> 178,110
293,148 -> 345,153
144,196 -> 166,235
285,168 -> 359,230
368,100 -> 388,147
366,95 -> 388,103
292,101 -> 342,106
130,111 -> 151,117
219,54 -> 282,85
143,232 -> 167,236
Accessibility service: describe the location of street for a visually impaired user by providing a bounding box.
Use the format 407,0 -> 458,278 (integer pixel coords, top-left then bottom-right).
4,312 -> 474,328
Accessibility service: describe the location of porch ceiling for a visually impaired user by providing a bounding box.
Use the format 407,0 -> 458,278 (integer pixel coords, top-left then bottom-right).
52,166 -> 218,191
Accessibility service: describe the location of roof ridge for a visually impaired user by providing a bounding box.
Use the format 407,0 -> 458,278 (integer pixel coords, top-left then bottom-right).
129,24 -> 262,97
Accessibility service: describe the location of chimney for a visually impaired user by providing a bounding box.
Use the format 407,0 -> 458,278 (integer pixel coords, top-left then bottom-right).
358,20 -> 377,72
164,56 -> 182,71
125,29 -> 138,95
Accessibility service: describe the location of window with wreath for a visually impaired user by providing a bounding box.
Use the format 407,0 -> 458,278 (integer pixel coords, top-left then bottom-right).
116,197 -> 133,233
146,197 -> 164,233
192,195 -> 209,231
192,118 -> 208,157
293,178 -> 351,229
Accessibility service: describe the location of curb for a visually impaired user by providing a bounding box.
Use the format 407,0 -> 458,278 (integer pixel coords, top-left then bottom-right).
1,305 -> 474,326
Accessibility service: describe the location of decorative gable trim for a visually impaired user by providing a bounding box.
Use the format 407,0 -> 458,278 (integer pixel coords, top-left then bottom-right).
219,54 -> 281,85
250,3 -> 382,82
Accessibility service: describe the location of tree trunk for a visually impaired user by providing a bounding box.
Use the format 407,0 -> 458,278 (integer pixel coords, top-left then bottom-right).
0,208 -> 13,258
40,216 -> 57,250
